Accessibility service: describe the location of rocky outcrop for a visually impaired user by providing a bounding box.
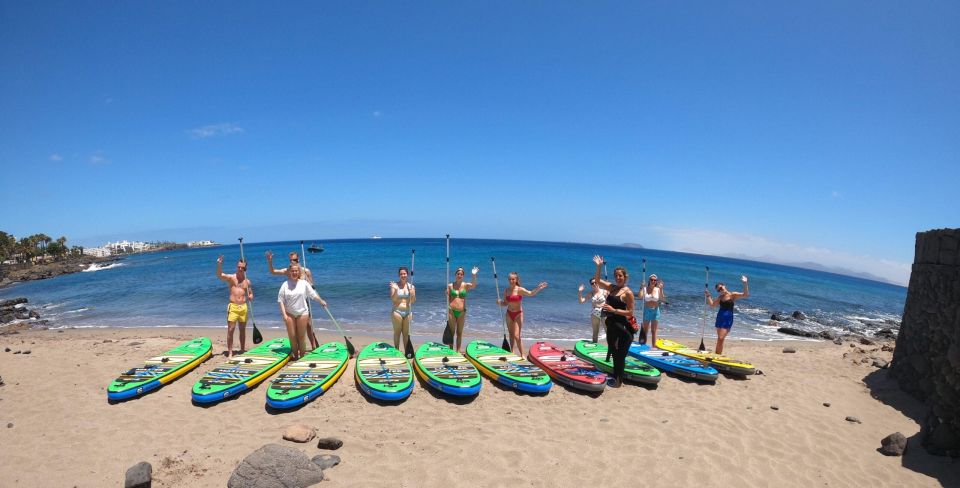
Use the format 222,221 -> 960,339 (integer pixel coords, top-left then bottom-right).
890,228 -> 960,456
0,255 -> 115,288
0,297 -> 40,326
228,443 -> 324,487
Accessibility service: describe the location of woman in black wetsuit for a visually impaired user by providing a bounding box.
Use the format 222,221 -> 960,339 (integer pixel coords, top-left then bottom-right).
592,255 -> 635,388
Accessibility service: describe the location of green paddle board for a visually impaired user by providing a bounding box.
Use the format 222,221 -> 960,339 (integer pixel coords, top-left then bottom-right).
191,337 -> 291,404
266,342 -> 350,409
355,342 -> 414,401
108,337 -> 212,401
574,340 -> 661,385
413,342 -> 481,396
465,340 -> 552,394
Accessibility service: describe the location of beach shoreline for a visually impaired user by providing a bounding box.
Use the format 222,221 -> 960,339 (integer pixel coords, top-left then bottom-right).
0,326 -> 954,487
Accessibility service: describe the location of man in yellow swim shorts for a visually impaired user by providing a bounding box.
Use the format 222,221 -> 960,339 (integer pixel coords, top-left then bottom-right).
217,255 -> 253,358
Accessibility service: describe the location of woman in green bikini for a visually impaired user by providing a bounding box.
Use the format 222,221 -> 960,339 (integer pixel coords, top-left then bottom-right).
447,266 -> 479,352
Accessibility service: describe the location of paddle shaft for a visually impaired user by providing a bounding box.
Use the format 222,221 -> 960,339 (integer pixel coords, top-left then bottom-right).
405,249 -> 415,357
491,257 -> 511,351
300,240 -> 319,347
238,237 -> 263,344
699,266 -> 710,351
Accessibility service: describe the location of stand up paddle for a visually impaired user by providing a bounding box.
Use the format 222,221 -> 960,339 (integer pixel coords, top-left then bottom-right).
238,237 -> 263,344
698,266 -> 710,352
300,240 -> 320,350
603,260 -> 610,361
491,257 -> 511,351
640,258 -> 647,345
321,305 -> 355,358
404,249 -> 416,358
442,234 -> 454,346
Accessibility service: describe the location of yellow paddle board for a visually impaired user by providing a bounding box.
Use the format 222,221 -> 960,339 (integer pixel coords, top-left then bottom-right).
655,338 -> 756,376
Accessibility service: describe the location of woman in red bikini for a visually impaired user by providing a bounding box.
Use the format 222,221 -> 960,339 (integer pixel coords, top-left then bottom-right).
496,272 -> 547,356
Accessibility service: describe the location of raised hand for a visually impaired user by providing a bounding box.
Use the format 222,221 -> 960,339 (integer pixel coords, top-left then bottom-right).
217,255 -> 224,264
578,283 -> 584,292
471,266 -> 479,275
593,255 -> 604,267
741,275 -> 748,283
265,250 -> 273,261
538,282 -> 548,290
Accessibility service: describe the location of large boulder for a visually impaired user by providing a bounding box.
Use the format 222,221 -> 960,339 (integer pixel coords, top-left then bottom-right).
228,443 -> 324,488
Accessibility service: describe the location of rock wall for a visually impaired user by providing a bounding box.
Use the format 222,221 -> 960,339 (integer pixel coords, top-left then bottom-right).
890,228 -> 960,456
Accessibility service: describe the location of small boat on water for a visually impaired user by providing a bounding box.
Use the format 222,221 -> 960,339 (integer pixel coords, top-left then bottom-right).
371,235 -> 382,240
307,243 -> 324,253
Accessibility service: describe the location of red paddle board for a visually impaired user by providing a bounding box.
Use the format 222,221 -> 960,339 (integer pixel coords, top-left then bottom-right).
528,341 -> 607,392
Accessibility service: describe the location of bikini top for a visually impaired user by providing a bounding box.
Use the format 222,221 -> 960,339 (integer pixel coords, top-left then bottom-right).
642,287 -> 660,303
396,284 -> 411,298
591,290 -> 607,309
449,287 -> 467,299
506,293 -> 522,303
719,297 -> 735,311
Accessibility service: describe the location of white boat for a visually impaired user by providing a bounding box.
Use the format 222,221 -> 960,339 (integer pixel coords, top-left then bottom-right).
371,235 -> 382,240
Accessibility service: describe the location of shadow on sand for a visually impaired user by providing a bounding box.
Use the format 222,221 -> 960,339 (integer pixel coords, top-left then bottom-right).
862,368 -> 960,487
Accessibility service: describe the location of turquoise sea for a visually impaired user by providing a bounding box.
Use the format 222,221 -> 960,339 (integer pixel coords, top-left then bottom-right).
0,238 -> 906,342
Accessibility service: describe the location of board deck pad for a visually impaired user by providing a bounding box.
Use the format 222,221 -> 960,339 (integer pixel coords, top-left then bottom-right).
413,342 -> 481,396
465,340 -> 552,394
655,338 -> 756,376
628,343 -> 718,382
108,337 -> 212,401
266,341 -> 350,408
573,340 -> 661,385
355,342 -> 414,401
528,341 -> 606,392
191,337 -> 290,403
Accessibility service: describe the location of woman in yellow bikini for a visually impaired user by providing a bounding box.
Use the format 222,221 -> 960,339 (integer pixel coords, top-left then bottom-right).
447,266 -> 479,352
389,267 -> 416,350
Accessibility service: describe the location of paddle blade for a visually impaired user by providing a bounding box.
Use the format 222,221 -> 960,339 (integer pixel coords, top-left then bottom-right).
442,320 -> 454,346
345,337 -> 356,358
501,335 -> 510,352
698,338 -> 706,352
405,335 -> 415,359
252,324 -> 263,344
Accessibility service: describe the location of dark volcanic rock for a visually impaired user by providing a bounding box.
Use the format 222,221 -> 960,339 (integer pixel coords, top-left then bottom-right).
770,313 -> 789,322
875,328 -> 897,340
0,298 -> 27,308
859,337 -> 876,346
317,437 -> 343,450
792,310 -> 807,320
778,327 -> 817,338
819,330 -> 839,341
846,416 -> 862,424
228,443 -> 324,488
124,461 -> 152,488
879,432 -> 907,456
782,347 -> 797,353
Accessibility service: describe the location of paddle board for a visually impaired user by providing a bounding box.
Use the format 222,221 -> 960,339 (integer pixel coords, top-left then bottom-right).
191,337 -> 290,404
266,341 -> 350,409
527,341 -> 606,392
628,342 -> 718,382
465,340 -> 552,394
413,342 -> 481,396
108,337 -> 212,401
573,340 -> 661,385
355,342 -> 414,401
655,338 -> 756,376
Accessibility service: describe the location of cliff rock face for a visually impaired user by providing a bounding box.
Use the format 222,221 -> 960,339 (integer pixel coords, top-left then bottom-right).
890,228 -> 960,456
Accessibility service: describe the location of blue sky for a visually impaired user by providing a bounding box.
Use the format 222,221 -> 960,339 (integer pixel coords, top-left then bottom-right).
2,1 -> 957,284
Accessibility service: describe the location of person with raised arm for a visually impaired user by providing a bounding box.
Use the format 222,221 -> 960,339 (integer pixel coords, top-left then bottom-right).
447,266 -> 479,352
389,266 -> 417,350
216,255 -> 253,358
592,254 -> 635,388
638,274 -> 666,346
278,264 -> 327,360
266,250 -> 318,349
705,275 -> 749,354
578,278 -> 608,343
496,272 -> 547,357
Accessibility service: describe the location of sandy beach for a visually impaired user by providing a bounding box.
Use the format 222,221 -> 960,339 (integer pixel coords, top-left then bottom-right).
0,327 -> 955,487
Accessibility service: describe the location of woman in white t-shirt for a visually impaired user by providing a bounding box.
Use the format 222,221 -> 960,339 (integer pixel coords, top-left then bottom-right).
278,264 -> 327,359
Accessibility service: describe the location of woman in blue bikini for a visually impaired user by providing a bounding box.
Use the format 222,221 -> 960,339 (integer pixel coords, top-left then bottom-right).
389,267 -> 416,350
447,266 -> 479,352
705,275 -> 749,354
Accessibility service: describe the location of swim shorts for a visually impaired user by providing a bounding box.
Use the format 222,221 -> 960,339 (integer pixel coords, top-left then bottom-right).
715,309 -> 734,329
643,306 -> 661,322
227,302 -> 248,323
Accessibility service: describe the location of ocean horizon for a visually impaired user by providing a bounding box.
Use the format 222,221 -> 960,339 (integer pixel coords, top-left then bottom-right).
0,237 -> 906,343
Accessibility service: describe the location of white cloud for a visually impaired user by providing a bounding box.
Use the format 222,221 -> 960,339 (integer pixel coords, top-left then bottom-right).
49,153 -> 63,162
188,123 -> 244,139
643,225 -> 911,285
88,151 -> 109,166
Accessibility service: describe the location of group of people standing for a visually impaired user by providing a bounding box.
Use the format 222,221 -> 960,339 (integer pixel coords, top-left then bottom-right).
215,250 -> 750,385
